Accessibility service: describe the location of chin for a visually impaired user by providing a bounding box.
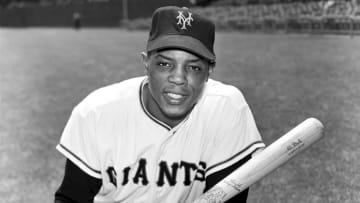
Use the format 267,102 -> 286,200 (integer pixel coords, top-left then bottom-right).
162,107 -> 189,120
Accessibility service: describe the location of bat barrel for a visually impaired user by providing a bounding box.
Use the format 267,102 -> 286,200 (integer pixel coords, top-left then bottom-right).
196,118 -> 324,203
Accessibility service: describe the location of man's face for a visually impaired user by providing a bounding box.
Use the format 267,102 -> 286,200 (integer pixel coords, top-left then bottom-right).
143,49 -> 212,125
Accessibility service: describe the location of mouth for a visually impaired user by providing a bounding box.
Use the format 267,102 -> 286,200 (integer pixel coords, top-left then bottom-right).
164,92 -> 188,104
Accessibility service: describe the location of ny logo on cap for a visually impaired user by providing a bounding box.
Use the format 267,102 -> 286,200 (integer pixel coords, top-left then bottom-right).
176,10 -> 193,30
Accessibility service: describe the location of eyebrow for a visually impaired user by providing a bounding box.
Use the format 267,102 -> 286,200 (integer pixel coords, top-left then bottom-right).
155,53 -> 202,63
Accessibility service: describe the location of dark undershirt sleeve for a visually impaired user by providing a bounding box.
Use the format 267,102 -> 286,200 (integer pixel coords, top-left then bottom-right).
54,159 -> 102,203
205,154 -> 252,203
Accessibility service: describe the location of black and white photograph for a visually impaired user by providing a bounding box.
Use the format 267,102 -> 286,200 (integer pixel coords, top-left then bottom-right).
0,0 -> 359,202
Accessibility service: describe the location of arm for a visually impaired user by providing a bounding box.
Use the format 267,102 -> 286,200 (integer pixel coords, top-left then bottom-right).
55,159 -> 102,203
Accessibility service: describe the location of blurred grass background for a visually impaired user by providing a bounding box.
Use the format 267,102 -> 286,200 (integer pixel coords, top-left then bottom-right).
0,28 -> 359,202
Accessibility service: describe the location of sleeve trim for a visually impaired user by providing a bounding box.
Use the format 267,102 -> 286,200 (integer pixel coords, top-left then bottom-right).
56,144 -> 102,179
205,141 -> 265,176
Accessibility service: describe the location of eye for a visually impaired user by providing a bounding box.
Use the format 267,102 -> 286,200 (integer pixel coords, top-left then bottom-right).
187,65 -> 202,72
157,62 -> 172,69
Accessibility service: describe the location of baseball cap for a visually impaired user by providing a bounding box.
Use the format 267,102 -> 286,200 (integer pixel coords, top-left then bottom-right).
147,6 -> 216,62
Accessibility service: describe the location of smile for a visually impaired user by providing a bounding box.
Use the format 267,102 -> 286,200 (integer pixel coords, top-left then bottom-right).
164,92 -> 187,104
167,93 -> 184,99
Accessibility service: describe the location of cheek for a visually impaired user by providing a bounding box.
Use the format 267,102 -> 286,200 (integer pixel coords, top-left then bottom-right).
148,67 -> 167,80
148,71 -> 166,99
188,76 -> 207,96
190,72 -> 208,85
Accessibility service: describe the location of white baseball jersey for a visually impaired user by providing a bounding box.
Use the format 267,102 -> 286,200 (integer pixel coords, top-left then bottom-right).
56,76 -> 265,203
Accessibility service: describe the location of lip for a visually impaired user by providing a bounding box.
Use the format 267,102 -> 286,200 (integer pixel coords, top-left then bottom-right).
163,91 -> 188,104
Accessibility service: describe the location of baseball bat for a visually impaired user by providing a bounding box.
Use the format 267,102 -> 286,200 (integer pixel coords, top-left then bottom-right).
194,117 -> 324,203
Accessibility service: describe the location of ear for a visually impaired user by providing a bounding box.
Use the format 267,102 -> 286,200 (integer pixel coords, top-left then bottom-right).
206,64 -> 215,81
141,52 -> 150,73
208,65 -> 214,74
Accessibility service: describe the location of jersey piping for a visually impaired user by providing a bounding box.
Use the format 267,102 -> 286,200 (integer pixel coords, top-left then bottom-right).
205,141 -> 265,176
56,144 -> 102,179
139,79 -> 172,131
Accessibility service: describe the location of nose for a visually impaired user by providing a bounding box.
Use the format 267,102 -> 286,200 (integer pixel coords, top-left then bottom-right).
168,66 -> 187,85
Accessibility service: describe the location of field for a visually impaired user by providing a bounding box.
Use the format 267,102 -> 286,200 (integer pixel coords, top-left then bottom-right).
0,28 -> 359,203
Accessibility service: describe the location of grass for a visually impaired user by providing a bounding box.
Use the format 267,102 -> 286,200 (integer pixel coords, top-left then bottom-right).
0,28 -> 359,203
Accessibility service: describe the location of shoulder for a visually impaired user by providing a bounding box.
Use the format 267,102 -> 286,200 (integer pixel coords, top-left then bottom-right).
73,76 -> 145,115
202,79 -> 247,108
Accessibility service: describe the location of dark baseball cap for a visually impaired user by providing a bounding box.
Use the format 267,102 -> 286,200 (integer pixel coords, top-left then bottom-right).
147,6 -> 216,62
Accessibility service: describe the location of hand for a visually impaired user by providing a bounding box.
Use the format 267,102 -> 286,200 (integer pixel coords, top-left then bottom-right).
193,198 -> 223,203
193,187 -> 226,203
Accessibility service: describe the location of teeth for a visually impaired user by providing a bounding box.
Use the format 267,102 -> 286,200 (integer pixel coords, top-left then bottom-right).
167,93 -> 183,99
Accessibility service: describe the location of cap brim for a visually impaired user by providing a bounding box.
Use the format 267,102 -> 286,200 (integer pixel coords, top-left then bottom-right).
147,35 -> 215,62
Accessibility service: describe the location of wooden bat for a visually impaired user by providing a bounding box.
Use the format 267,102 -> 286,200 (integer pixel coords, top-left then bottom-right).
194,118 -> 324,203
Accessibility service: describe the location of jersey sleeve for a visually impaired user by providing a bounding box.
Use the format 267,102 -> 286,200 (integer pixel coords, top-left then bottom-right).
56,105 -> 102,179
204,90 -> 265,176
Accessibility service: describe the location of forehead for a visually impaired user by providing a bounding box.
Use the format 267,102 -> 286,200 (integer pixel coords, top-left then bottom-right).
150,49 -> 205,62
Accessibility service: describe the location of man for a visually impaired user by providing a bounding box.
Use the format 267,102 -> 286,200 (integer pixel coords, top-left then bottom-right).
55,6 -> 265,203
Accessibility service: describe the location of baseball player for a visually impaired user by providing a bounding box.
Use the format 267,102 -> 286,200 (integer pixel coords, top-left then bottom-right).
55,6 -> 265,203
